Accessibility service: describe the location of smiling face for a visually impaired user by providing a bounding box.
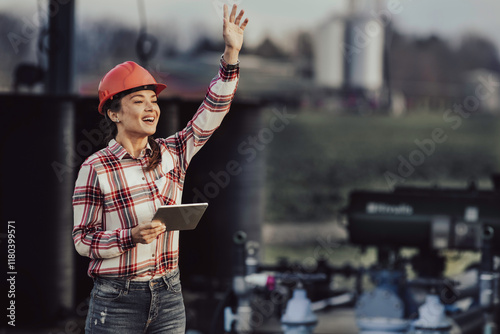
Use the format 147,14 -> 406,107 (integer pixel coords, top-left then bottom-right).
107,89 -> 160,141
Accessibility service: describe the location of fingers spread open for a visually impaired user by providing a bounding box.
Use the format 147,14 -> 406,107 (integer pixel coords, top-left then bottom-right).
230,4 -> 237,22
240,18 -> 249,31
234,9 -> 244,25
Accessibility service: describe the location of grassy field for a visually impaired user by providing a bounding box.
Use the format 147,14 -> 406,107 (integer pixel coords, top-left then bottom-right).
264,108 -> 500,222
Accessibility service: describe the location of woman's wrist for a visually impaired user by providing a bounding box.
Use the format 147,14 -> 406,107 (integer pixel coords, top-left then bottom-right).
223,46 -> 239,65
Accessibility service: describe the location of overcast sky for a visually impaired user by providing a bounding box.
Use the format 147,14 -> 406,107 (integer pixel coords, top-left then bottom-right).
2,0 -> 500,50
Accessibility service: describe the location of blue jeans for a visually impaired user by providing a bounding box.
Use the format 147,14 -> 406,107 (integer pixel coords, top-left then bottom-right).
85,269 -> 185,333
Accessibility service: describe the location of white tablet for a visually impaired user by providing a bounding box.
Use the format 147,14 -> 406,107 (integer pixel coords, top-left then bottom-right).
152,203 -> 208,231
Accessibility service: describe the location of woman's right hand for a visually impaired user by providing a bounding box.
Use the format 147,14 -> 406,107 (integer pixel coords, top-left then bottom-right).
131,221 -> 166,244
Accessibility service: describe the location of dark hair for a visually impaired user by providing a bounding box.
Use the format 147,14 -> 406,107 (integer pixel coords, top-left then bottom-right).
102,95 -> 161,172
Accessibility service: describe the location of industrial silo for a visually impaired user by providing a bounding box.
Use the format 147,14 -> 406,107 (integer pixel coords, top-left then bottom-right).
314,15 -> 346,89
345,14 -> 385,91
314,0 -> 388,110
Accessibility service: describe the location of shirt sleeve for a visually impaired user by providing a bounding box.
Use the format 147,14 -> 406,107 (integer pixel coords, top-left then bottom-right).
160,55 -> 240,172
72,163 -> 135,259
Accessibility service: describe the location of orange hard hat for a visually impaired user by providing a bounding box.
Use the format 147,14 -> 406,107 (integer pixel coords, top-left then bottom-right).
97,61 -> 167,114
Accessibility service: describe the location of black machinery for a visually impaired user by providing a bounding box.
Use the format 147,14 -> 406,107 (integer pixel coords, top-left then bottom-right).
202,176 -> 500,334
347,180 -> 500,252
344,175 -> 500,333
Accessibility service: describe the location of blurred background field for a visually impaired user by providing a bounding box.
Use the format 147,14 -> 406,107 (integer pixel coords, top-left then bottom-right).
264,109 -> 500,223
3,0 -> 500,332
261,109 -> 497,281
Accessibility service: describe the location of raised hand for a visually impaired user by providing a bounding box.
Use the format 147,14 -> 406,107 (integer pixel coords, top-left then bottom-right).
223,4 -> 249,64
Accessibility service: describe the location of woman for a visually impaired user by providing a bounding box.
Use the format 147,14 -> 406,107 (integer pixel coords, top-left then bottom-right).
72,5 -> 248,333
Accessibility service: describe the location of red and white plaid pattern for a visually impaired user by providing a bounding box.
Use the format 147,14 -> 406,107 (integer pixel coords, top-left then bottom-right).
73,57 -> 239,279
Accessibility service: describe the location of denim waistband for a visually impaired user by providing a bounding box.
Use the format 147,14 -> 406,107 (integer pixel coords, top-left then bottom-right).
94,268 -> 180,291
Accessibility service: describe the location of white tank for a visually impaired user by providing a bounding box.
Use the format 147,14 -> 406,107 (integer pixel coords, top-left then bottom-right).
314,11 -> 385,91
346,15 -> 385,91
314,16 -> 346,89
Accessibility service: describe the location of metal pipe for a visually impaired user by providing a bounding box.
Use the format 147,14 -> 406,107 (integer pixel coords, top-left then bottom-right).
451,307 -> 485,334
47,0 -> 75,94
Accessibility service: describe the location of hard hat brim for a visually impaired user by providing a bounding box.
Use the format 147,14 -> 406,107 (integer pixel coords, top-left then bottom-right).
98,83 -> 167,114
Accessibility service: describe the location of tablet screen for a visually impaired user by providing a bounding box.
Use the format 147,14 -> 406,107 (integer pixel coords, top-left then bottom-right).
152,203 -> 208,231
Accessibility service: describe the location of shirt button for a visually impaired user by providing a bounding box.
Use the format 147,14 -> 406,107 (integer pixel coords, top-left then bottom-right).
152,254 -> 155,257
142,177 -> 146,180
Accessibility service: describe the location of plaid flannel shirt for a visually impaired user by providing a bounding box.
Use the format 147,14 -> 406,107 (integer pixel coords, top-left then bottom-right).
72,57 -> 239,279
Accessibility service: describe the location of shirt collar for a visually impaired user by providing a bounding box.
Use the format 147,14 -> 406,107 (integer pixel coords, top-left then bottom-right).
107,139 -> 152,160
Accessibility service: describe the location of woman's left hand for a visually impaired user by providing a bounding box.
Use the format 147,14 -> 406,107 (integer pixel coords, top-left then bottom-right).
223,4 -> 249,64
